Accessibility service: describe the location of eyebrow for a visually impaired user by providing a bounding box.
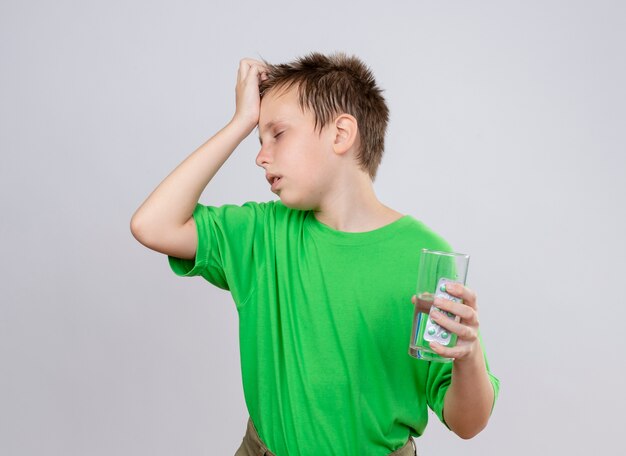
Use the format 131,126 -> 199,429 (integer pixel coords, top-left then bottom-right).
257,120 -> 284,145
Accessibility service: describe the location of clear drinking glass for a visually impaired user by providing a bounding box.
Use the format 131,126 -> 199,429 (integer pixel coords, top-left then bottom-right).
408,249 -> 470,362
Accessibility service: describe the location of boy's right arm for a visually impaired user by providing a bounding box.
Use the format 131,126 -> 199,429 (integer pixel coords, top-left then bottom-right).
130,59 -> 269,260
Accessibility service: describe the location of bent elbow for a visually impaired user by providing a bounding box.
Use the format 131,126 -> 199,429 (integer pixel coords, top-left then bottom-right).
130,215 -> 156,248
453,421 -> 488,440
456,430 -> 478,440
130,215 -> 145,242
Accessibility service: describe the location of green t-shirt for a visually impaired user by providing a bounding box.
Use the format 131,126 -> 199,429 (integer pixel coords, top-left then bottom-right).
168,200 -> 500,455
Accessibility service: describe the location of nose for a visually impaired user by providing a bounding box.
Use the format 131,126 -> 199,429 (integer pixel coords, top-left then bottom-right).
255,144 -> 272,168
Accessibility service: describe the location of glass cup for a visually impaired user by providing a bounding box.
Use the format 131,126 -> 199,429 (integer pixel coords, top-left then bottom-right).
408,249 -> 470,362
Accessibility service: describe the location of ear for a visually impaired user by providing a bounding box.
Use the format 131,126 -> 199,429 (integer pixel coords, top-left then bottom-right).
332,114 -> 359,155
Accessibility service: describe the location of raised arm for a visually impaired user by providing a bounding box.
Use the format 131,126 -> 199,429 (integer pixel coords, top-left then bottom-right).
130,59 -> 269,259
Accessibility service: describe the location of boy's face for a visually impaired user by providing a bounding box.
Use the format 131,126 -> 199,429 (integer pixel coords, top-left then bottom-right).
256,85 -> 337,210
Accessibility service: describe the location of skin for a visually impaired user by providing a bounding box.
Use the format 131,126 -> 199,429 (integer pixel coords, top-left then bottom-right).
234,58 -> 495,439
254,81 -> 404,232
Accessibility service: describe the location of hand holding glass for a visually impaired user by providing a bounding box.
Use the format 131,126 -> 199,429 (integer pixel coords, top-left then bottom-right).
408,249 -> 470,363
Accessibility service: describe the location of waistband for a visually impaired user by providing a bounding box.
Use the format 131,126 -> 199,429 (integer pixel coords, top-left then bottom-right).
234,417 -> 417,456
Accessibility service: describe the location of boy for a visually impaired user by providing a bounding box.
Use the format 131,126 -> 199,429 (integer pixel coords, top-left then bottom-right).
130,51 -> 499,456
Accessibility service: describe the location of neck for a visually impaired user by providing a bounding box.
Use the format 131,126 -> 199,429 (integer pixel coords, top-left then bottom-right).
312,169 -> 403,232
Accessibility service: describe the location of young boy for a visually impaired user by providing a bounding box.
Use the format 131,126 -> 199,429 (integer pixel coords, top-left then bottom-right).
130,51 -> 499,456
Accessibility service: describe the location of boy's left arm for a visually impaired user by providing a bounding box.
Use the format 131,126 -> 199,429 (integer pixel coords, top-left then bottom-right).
425,282 -> 496,439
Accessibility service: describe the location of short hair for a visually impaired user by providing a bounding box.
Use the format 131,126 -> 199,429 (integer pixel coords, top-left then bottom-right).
258,51 -> 390,181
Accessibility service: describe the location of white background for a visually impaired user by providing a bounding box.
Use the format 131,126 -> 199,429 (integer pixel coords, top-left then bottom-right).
1,0 -> 624,454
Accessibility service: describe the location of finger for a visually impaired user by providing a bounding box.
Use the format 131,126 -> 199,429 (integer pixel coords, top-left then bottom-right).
258,68 -> 269,82
430,308 -> 478,341
247,63 -> 267,84
238,59 -> 266,82
444,283 -> 477,310
433,297 -> 475,321
238,59 -> 252,82
412,293 -> 433,313
241,58 -> 268,66
430,341 -> 470,360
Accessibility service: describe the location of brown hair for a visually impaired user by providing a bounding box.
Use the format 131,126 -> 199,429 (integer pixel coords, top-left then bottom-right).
258,51 -> 390,181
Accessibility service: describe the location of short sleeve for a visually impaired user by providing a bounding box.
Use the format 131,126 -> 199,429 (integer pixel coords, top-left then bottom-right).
167,201 -> 267,307
425,331 -> 500,429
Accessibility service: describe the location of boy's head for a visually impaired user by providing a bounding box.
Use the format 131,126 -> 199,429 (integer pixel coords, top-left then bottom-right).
256,52 -> 390,198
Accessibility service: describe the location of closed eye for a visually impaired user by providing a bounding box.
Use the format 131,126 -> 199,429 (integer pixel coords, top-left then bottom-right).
274,131 -> 284,140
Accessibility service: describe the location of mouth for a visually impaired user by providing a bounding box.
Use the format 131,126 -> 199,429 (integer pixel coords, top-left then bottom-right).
266,173 -> 283,189
271,176 -> 282,191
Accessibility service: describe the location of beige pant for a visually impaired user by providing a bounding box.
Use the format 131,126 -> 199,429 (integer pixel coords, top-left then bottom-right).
235,416 -> 417,456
